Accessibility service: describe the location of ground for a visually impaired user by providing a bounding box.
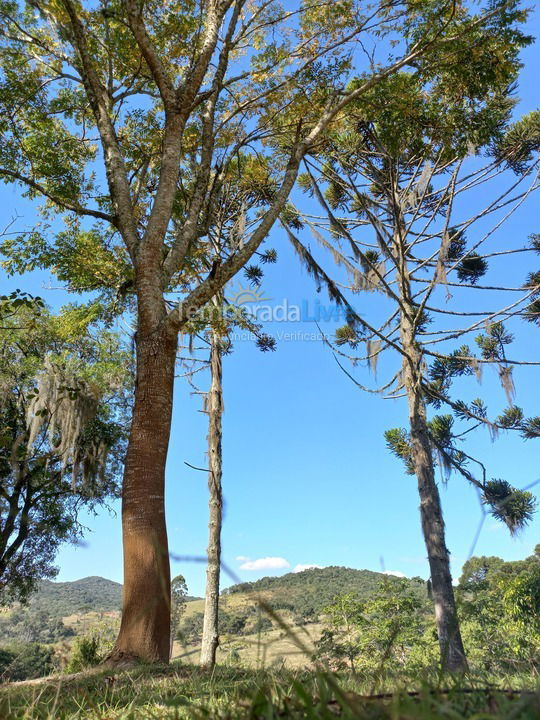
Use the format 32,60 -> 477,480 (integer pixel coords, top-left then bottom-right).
1,664 -> 539,719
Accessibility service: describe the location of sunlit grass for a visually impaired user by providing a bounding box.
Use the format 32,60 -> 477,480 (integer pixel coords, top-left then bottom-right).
1,663 -> 539,719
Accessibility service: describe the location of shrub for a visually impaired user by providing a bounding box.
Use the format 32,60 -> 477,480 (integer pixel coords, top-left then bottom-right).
0,643 -> 54,681
65,636 -> 101,672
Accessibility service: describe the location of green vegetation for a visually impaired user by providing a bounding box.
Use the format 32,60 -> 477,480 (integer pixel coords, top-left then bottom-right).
21,577 -> 123,618
0,608 -> 74,645
0,575 -> 201,649
65,636 -> 109,674
177,555 -> 539,677
2,554 -> 538,684
224,567 -> 426,624
0,300 -> 130,604
315,579 -> 429,673
458,548 -> 540,675
0,643 -> 54,683
1,664 -> 540,719
0,577 -> 122,647
0,0 -> 538,713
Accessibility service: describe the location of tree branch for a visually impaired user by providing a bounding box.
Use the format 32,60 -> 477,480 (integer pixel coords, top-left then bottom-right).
0,168 -> 115,223
60,0 -> 139,256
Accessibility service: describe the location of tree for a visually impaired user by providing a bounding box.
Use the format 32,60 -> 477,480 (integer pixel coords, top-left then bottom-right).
316,592 -> 365,671
183,284 -> 275,667
199,305 -> 224,669
0,299 -> 129,602
170,574 -> 188,658
287,15 -> 538,668
0,0 -> 518,664
316,579 -> 426,673
195,245 -> 277,667
457,551 -> 540,674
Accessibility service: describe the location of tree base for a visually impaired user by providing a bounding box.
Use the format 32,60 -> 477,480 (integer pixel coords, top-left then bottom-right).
102,650 -> 144,669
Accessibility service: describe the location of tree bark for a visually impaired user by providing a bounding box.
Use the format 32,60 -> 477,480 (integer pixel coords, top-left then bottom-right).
109,323 -> 177,664
388,174 -> 468,673
401,333 -> 468,672
200,326 -> 223,668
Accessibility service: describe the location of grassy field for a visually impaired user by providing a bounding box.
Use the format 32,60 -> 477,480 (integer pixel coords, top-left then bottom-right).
174,623 -> 323,669
1,663 -> 539,719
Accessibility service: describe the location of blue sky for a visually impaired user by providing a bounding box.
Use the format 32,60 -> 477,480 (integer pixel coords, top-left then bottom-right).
1,7 -> 539,598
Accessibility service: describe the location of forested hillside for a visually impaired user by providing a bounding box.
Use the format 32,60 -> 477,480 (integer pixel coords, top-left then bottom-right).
0,576 -> 121,646
224,566 -> 427,622
0,567 -> 422,649
0,576 -> 198,646
24,577 -> 122,617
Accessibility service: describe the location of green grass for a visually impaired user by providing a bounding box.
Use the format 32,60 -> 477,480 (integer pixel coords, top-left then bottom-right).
1,664 -> 539,719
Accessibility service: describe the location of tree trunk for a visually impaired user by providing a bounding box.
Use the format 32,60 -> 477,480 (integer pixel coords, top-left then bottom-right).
391,179 -> 467,673
401,338 -> 468,672
200,327 -> 223,668
109,324 -> 177,665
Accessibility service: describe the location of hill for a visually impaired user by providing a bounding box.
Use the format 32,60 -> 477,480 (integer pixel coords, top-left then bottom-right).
26,576 -> 123,617
0,567 -> 426,655
175,567 -> 430,666
2,576 -> 201,620
223,566 -> 427,621
0,576 -> 199,646
0,576 -> 123,646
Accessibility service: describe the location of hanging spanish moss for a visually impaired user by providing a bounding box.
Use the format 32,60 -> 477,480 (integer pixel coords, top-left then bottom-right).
498,365 -> 516,405
26,357 -> 110,489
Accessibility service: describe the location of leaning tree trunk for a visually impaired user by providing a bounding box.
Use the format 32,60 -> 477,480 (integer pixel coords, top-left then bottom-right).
109,321 -> 178,665
200,325 -> 224,668
401,333 -> 468,672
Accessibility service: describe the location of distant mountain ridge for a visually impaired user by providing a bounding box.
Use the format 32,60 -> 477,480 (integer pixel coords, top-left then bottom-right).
17,576 -> 200,618
0,568 -> 427,649
7,567 -> 425,625
26,576 -> 123,617
226,566 -> 416,594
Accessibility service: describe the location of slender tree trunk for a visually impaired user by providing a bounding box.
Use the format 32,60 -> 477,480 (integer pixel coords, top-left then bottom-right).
170,621 -> 175,660
389,176 -> 468,673
109,323 -> 177,665
400,331 -> 468,672
200,325 -> 223,668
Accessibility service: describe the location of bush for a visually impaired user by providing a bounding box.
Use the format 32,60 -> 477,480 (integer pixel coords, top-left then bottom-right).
254,616 -> 273,633
0,643 -> 54,681
65,636 -> 101,672
178,612 -> 204,643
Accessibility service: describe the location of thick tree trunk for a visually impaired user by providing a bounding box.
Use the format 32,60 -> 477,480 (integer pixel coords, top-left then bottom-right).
401,340 -> 468,672
109,324 -> 177,665
200,328 -> 223,668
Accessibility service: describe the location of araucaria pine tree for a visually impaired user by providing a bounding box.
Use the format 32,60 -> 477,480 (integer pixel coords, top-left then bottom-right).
287,13 -> 539,669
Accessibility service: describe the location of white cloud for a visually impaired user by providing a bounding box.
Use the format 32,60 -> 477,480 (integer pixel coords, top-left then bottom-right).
293,564 -> 323,573
382,570 -> 406,578
239,556 -> 290,571
235,555 -> 250,563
